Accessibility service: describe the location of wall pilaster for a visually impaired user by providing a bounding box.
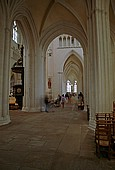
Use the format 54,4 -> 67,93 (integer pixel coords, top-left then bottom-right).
87,0 -> 112,129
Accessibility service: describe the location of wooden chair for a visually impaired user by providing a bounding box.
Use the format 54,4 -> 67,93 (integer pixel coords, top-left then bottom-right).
96,113 -> 115,136
95,120 -> 112,160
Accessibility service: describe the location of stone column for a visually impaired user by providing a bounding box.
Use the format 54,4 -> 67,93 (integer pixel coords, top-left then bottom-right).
87,0 -> 112,129
37,48 -> 46,111
22,48 -> 32,112
112,44 -> 115,101
23,44 -> 46,112
87,3 -> 97,129
23,45 -> 39,112
0,27 -> 11,125
28,49 -> 36,111
83,52 -> 89,108
22,46 -> 28,111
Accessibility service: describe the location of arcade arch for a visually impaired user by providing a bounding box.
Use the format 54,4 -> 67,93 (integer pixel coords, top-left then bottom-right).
45,34 -> 84,99
8,3 -> 87,115
7,3 -> 40,114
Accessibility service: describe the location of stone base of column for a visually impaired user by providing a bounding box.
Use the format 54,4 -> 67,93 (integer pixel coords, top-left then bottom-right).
83,105 -> 87,111
89,119 -> 96,131
22,107 -> 41,112
0,115 -> 11,126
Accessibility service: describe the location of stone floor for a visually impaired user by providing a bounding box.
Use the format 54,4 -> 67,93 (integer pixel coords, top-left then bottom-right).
0,104 -> 115,170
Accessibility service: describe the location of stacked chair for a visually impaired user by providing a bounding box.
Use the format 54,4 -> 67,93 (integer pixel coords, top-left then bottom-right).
95,112 -> 115,160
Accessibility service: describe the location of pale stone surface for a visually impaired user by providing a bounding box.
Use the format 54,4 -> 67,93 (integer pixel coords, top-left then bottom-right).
0,104 -> 115,170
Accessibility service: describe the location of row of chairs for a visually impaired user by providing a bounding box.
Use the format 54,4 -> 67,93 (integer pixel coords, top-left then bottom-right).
95,112 -> 115,160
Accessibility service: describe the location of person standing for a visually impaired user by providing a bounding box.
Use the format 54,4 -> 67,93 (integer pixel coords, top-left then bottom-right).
61,94 -> 65,108
71,93 -> 78,111
57,94 -> 61,106
78,92 -> 84,110
44,94 -> 49,112
65,92 -> 69,103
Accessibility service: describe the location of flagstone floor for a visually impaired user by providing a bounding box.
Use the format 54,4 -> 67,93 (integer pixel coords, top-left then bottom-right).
0,104 -> 115,170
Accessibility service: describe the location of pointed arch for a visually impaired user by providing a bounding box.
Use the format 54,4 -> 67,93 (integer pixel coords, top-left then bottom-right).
40,21 -> 87,55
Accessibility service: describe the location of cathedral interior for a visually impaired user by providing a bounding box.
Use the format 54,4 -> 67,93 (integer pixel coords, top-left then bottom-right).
0,0 -> 115,169
0,0 -> 115,136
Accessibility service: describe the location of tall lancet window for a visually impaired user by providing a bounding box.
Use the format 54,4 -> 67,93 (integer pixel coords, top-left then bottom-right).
66,80 -> 71,92
63,36 -> 66,47
67,36 -> 70,47
59,36 -> 62,47
74,80 -> 77,93
13,21 -> 18,43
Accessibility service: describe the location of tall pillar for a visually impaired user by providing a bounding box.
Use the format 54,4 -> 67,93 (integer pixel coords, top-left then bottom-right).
37,49 -> 46,111
23,46 -> 39,112
23,45 -> 46,112
112,44 -> 115,101
28,49 -> 36,111
87,0 -> 113,129
0,27 -> 11,125
22,49 -> 32,112
83,52 -> 89,108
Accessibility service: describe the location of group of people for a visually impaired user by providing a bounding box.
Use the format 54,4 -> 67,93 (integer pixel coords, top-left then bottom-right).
44,92 -> 84,112
71,93 -> 78,111
70,92 -> 84,111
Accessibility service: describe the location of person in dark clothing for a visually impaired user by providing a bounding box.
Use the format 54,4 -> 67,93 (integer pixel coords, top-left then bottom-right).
78,92 -> 84,102
65,92 -> 69,103
44,95 -> 49,112
57,94 -> 61,106
78,92 -> 84,110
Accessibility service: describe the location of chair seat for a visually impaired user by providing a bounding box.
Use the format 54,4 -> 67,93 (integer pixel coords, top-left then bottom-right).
96,139 -> 109,146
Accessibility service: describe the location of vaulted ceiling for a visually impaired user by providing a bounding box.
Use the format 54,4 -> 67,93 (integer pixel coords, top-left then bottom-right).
21,0 -> 115,51
24,0 -> 87,36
